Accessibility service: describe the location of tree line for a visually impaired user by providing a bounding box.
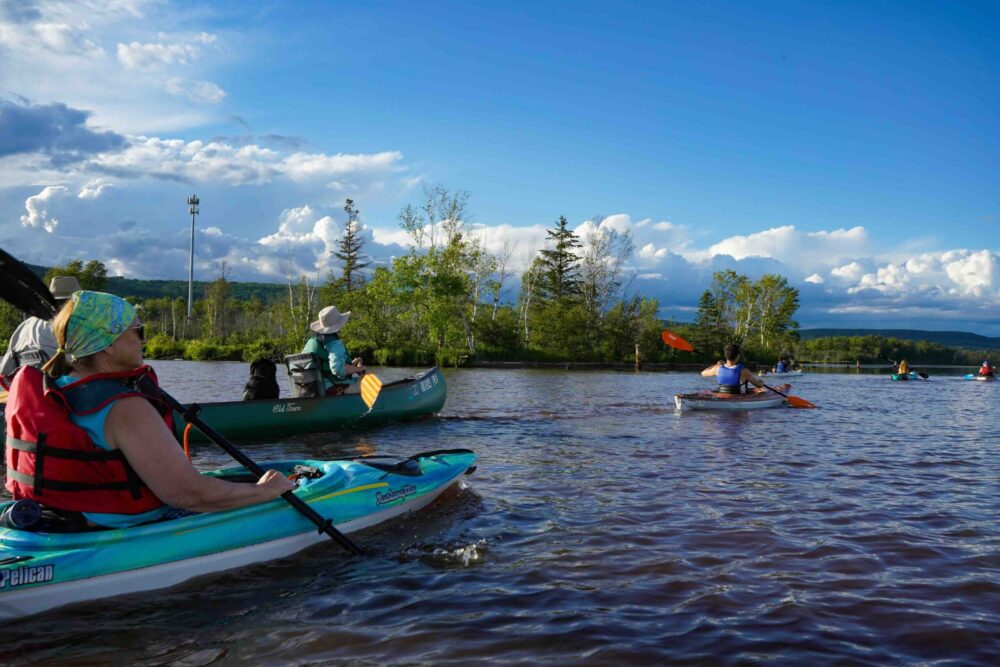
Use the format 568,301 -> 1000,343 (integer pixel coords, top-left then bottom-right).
4,186 -> 989,369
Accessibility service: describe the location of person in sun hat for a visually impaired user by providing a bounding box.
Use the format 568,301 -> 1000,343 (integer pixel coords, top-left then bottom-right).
979,360 -> 994,377
301,304 -> 366,395
3,290 -> 294,530
0,275 -> 82,381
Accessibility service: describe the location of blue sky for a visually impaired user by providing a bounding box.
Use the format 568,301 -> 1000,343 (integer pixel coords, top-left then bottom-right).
1,1 -> 998,332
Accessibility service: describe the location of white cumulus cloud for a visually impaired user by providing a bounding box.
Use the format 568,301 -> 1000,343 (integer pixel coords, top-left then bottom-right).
689,225 -> 869,270
89,137 -> 405,188
20,185 -> 69,232
116,32 -> 217,70
77,178 -> 113,199
831,261 -> 866,282
164,77 -> 226,104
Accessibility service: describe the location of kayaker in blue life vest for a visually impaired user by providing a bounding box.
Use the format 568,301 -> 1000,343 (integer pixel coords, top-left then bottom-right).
5,291 -> 294,529
979,361 -> 994,377
774,357 -> 789,373
701,343 -> 765,394
301,305 -> 366,396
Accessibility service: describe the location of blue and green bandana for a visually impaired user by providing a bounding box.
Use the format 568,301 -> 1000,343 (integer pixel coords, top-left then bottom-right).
63,291 -> 137,361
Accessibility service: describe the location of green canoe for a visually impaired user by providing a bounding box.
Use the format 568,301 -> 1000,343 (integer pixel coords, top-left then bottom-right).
173,367 -> 446,443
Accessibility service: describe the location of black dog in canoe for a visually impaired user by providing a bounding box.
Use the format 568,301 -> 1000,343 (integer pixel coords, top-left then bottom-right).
243,358 -> 280,401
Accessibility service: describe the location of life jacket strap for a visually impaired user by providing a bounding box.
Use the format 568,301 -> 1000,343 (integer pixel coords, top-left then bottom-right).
7,469 -> 141,493
6,434 -> 126,461
7,433 -> 145,499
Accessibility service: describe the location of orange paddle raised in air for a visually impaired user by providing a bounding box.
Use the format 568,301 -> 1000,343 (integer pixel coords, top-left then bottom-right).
661,330 -> 694,352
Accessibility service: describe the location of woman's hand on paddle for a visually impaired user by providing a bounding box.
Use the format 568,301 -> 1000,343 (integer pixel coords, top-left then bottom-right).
257,469 -> 296,497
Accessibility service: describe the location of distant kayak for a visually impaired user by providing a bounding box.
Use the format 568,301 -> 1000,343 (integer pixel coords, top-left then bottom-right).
675,385 -> 791,411
963,374 -> 996,381
890,372 -> 925,381
762,370 -> 802,376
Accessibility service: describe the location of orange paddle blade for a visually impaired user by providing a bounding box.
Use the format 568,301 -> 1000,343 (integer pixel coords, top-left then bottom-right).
785,394 -> 816,409
360,373 -> 382,409
660,330 -> 694,352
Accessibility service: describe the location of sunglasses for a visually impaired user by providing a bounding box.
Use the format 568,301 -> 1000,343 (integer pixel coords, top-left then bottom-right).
127,323 -> 145,341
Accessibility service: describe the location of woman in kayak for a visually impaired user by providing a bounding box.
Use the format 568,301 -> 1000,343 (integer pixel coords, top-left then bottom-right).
301,304 -> 366,395
6,290 -> 294,529
701,343 -> 765,394
898,359 -> 910,375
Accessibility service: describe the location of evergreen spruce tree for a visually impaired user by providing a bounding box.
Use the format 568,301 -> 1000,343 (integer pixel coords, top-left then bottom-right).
333,198 -> 371,293
536,216 -> 582,302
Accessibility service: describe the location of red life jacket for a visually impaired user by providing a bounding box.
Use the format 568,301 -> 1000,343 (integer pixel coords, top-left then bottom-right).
4,365 -> 172,515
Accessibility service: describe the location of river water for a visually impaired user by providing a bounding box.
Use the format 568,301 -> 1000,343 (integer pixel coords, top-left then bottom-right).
4,363 -> 999,665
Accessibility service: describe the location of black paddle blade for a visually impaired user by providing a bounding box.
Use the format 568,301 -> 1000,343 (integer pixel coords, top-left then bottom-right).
0,246 -> 58,319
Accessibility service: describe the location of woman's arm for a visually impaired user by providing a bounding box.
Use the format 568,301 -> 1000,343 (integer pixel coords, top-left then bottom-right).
105,397 -> 294,512
326,339 -> 364,378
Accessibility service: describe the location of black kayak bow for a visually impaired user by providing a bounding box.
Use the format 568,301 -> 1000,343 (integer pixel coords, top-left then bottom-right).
0,247 -> 58,319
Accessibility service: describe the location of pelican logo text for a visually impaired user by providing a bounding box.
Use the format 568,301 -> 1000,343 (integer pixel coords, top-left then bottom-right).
375,485 -> 417,505
272,402 -> 302,414
0,564 -> 55,589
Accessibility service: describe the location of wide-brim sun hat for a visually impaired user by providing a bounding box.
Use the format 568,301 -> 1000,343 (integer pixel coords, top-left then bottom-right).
49,275 -> 82,300
310,305 -> 351,334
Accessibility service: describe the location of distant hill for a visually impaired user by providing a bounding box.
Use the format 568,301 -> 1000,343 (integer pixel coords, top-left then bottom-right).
799,328 -> 1000,350
27,264 -> 288,303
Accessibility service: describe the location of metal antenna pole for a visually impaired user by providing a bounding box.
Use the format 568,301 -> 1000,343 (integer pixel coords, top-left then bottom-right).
186,194 -> 199,319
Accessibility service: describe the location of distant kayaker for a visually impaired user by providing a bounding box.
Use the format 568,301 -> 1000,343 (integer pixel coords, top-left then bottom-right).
701,343 -> 765,394
898,359 -> 910,375
979,360 -> 994,377
302,305 -> 366,396
4,291 -> 294,529
0,276 -> 80,381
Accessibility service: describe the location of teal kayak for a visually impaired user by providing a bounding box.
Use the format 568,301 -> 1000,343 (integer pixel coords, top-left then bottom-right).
0,449 -> 476,620
890,372 -> 923,381
963,373 -> 996,381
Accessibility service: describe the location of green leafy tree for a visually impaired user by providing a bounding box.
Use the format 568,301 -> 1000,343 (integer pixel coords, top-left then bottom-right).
202,262 -> 232,339
44,259 -> 108,291
693,290 -> 726,357
693,270 -> 801,361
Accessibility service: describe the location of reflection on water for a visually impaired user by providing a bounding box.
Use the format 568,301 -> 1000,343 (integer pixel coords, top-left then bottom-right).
3,363 -> 999,665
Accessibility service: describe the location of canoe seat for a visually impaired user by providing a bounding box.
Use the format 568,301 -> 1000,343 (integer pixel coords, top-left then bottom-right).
284,353 -> 323,398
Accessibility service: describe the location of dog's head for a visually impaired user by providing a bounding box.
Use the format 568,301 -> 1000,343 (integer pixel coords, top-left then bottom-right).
249,358 -> 278,378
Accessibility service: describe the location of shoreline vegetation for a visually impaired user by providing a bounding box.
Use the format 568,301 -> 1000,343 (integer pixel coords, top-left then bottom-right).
2,190 -> 997,371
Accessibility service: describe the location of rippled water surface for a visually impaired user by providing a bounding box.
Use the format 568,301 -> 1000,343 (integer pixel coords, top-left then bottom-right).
4,363 -> 1000,665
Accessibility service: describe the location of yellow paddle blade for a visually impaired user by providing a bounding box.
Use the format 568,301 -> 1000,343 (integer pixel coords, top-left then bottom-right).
0,389 -> 7,404
360,373 -> 382,409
